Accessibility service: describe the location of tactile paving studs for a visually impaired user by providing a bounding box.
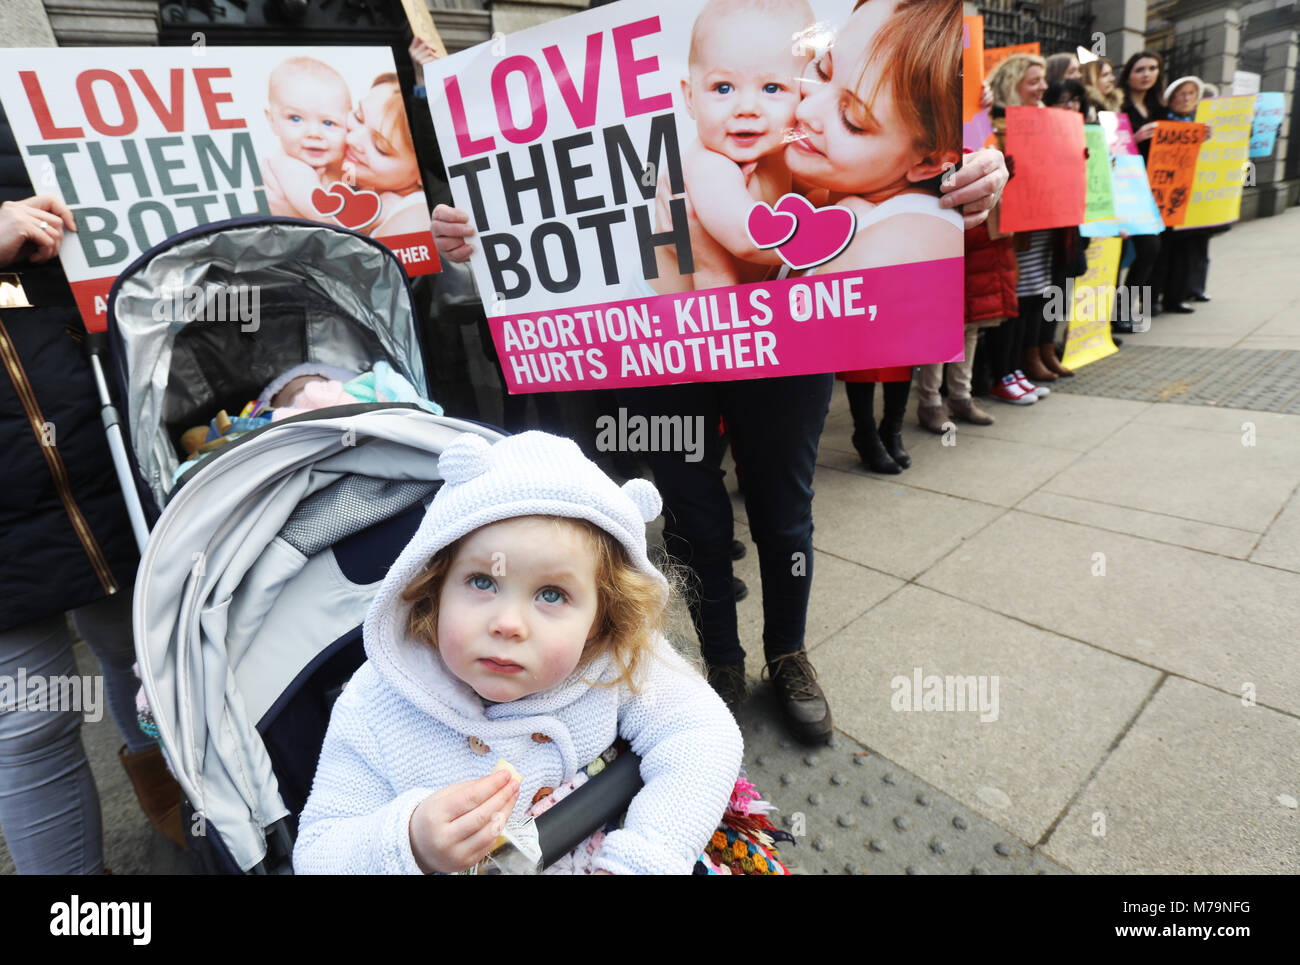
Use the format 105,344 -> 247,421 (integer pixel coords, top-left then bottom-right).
730,693 -> 1068,875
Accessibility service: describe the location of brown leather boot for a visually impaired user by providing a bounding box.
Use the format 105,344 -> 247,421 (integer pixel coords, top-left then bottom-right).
1040,343 -> 1075,376
119,745 -> 187,849
1020,347 -> 1057,381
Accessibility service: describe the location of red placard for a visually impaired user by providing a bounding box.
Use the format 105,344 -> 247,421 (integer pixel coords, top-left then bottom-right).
999,106 -> 1086,232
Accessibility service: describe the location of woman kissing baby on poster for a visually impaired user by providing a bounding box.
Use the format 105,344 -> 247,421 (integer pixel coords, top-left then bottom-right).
650,0 -> 965,296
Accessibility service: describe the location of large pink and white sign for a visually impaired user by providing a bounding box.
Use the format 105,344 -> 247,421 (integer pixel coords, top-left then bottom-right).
424,0 -> 965,393
0,47 -> 438,330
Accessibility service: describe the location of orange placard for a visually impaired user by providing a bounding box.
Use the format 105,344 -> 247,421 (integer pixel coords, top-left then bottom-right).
1146,121 -> 1207,227
984,42 -> 1040,76
963,16 -> 984,123
999,105 -> 1086,232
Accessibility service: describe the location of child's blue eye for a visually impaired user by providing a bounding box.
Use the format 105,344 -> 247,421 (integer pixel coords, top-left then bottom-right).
764,83 -> 784,94
289,114 -> 303,123
714,82 -> 733,95
538,587 -> 566,605
469,574 -> 494,591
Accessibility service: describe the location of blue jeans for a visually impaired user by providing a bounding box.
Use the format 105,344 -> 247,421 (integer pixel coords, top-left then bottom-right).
620,374 -> 834,666
0,589 -> 151,874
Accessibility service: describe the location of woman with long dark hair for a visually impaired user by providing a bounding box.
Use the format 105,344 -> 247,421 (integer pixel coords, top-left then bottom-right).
1118,50 -> 1168,328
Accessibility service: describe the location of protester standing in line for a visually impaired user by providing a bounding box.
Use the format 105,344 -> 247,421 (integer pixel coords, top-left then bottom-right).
1119,50 -> 1169,328
1080,57 -> 1122,123
0,107 -> 183,873
1163,75 -> 1216,311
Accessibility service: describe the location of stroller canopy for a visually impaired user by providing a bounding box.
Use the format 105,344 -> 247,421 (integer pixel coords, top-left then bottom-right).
134,407 -> 501,871
107,218 -> 428,512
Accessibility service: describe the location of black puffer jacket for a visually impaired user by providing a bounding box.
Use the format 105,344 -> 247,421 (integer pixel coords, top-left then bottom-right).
0,104 -> 139,630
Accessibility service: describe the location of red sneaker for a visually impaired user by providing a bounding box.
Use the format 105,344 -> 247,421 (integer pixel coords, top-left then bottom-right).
991,374 -> 1037,405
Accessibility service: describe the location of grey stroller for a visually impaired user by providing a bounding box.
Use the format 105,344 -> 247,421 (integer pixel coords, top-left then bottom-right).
94,217 -> 504,872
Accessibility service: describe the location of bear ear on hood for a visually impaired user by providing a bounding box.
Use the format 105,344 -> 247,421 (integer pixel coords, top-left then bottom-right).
437,433 -> 493,485
621,478 -> 661,523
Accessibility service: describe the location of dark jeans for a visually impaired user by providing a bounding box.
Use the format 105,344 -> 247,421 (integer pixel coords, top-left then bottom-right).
985,294 -> 1046,379
1124,234 -> 1163,310
619,374 -> 834,666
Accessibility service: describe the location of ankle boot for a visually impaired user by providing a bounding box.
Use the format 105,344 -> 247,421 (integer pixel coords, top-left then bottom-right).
878,379 -> 912,469
846,382 -> 901,473
1040,343 -> 1074,377
1020,347 -> 1057,381
119,745 -> 187,849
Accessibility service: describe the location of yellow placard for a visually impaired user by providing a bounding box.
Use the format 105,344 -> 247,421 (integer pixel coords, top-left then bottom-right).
1182,95 -> 1256,228
400,0 -> 448,58
1060,237 -> 1122,370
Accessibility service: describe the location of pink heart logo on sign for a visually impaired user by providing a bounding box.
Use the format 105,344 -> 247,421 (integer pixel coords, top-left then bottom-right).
772,193 -> 856,270
746,202 -> 798,249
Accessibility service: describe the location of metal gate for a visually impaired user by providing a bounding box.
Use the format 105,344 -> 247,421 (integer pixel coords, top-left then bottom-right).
977,0 -> 1095,55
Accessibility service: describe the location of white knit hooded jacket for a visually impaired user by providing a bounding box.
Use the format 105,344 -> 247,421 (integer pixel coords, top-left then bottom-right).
293,432 -> 744,875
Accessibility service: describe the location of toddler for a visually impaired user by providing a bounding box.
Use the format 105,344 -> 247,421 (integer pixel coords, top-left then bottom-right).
650,0 -> 816,293
294,431 -> 745,874
261,57 -> 352,220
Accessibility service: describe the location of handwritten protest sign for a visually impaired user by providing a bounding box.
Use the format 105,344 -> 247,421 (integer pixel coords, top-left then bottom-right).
1060,236 -> 1121,370
1083,125 -> 1114,223
1097,110 -> 1138,155
1000,105 -> 1085,232
1082,154 -> 1164,237
1249,91 -> 1285,158
1183,95 -> 1255,228
983,42 -> 1040,76
0,48 -> 438,328
1146,120 -> 1204,227
421,0 -> 964,394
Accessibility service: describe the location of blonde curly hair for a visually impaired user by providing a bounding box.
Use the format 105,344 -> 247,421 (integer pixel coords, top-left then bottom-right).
989,52 -> 1048,108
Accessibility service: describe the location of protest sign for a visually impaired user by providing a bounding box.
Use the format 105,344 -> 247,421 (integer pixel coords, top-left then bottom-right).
421,0 -> 965,394
1231,71 -> 1260,96
1249,91 -> 1285,159
1000,105 -> 1085,232
1146,120 -> 1204,227
1059,236 -> 1120,370
1083,125 -> 1114,223
1097,110 -> 1138,155
0,47 -> 439,328
400,0 -> 448,58
1182,95 -> 1255,228
983,42 -> 1040,76
1082,154 -> 1164,237
962,16 -> 993,150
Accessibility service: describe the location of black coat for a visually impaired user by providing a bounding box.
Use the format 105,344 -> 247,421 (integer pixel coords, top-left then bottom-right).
0,104 -> 138,630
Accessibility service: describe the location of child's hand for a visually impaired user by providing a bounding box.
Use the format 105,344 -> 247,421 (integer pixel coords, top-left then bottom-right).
409,769 -> 520,874
432,204 -> 476,262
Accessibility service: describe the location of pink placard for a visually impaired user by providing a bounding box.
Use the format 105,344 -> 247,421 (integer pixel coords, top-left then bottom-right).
1098,111 -> 1140,156
490,258 -> 964,393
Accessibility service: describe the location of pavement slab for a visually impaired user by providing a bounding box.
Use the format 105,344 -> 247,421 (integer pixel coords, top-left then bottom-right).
918,511 -> 1300,716
1041,419 -> 1299,532
806,585 -> 1160,845
1041,676 -> 1300,874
